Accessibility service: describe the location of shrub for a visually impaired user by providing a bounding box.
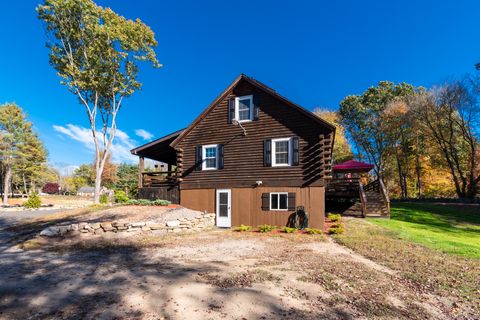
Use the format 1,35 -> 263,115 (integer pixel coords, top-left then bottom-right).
152,199 -> 170,206
126,199 -> 171,206
24,193 -> 42,209
114,190 -> 129,203
42,182 -> 59,194
282,226 -> 297,233
233,224 -> 252,232
304,228 -> 323,235
99,194 -> 109,204
258,224 -> 277,233
328,223 -> 345,234
327,213 -> 341,222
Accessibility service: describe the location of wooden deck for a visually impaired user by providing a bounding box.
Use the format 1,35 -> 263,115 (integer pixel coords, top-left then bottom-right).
326,178 -> 390,217
138,170 -> 180,204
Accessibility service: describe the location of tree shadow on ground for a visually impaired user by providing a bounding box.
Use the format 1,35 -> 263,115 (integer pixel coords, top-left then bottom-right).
0,241 -> 368,320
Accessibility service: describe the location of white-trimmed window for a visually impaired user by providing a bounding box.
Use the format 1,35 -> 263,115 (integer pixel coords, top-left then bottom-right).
235,95 -> 253,122
202,144 -> 218,170
272,138 -> 291,167
270,192 -> 288,211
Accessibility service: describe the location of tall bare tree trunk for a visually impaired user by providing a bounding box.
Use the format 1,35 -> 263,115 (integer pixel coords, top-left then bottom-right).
415,152 -> 422,198
3,166 -> 11,205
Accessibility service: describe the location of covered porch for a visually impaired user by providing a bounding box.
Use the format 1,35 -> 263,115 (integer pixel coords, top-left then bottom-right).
130,129 -> 185,203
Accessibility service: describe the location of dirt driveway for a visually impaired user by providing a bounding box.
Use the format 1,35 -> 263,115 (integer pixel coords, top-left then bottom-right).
0,229 -> 456,320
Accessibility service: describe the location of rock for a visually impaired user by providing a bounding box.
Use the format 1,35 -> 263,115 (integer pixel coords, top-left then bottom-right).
148,223 -> 165,230
101,222 -> 115,231
40,227 -> 59,237
131,222 -> 146,227
112,222 -> 126,227
58,226 -> 70,236
116,226 -> 128,231
91,223 -> 101,229
166,220 -> 180,227
141,226 -> 151,231
172,228 -> 182,233
70,224 -> 79,231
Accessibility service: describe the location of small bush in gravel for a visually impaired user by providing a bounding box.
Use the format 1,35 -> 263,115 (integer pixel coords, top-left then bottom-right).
327,213 -> 342,222
304,228 -> 323,235
114,190 -> 129,203
24,193 -> 42,209
282,226 -> 297,233
233,224 -> 252,232
258,224 -> 277,233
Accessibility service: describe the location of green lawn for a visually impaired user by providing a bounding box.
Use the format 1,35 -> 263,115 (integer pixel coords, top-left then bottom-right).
369,202 -> 480,258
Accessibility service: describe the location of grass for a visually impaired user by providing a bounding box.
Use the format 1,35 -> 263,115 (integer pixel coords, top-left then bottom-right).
369,202 -> 480,258
333,218 -> 480,316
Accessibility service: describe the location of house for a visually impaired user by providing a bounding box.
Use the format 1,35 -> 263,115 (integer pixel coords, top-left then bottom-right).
77,186 -> 114,198
130,74 -> 335,229
77,186 -> 95,197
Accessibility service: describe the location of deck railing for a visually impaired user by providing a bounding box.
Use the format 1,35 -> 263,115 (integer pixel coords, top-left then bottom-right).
326,177 -> 361,193
141,171 -> 177,188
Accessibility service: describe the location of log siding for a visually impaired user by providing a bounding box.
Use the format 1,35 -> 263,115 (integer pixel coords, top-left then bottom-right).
176,79 -> 333,189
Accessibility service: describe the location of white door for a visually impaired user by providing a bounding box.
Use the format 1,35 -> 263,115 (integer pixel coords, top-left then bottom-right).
216,189 -> 231,227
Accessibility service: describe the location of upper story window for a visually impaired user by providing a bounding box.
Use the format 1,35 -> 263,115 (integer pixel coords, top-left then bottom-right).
272,138 -> 291,166
235,95 -> 253,122
202,144 -> 218,170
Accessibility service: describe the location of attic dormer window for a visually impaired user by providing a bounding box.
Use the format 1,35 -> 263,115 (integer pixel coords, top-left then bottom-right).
235,95 -> 253,122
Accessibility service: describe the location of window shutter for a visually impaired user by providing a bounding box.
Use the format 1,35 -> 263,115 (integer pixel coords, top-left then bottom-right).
218,144 -> 224,169
253,95 -> 260,120
195,145 -> 202,171
292,137 -> 300,166
261,193 -> 270,211
287,193 -> 296,211
228,98 -> 235,124
264,139 -> 272,167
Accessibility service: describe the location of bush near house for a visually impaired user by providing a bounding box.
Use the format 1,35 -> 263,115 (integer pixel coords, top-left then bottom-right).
282,226 -> 297,233
304,228 -> 323,235
126,199 -> 171,206
233,224 -> 252,232
258,224 -> 277,233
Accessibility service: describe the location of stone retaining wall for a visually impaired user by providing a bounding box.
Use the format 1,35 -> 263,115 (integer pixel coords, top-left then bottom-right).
40,213 -> 216,237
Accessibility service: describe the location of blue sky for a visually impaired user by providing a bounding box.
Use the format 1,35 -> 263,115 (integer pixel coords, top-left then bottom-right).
1,0 -> 479,171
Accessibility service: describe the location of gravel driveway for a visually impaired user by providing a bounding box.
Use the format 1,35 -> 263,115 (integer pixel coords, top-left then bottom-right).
0,209 -> 64,229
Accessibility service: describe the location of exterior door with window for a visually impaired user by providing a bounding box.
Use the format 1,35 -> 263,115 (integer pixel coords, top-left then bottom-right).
216,189 -> 231,227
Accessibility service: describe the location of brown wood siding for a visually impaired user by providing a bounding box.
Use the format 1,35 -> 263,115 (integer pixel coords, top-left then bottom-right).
231,186 -> 324,229
176,79 -> 333,189
180,186 -> 325,229
180,189 -> 215,213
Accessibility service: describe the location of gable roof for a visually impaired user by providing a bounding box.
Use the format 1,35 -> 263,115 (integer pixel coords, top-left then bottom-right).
170,74 -> 336,147
131,128 -> 185,155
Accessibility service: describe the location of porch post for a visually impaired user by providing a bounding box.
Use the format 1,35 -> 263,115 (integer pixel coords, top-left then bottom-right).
138,156 -> 144,188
